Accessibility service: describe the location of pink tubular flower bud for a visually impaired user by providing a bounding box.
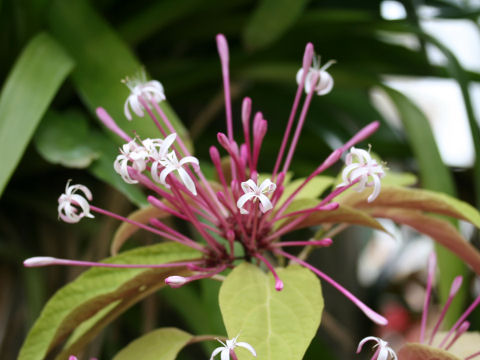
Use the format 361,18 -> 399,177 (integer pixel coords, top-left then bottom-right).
23,256 -> 58,267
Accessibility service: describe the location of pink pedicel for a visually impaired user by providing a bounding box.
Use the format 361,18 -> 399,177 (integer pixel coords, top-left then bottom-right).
25,34 -> 386,325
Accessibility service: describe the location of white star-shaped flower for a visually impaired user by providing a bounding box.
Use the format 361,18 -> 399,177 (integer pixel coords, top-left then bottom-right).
210,335 -> 256,360
123,73 -> 166,120
58,181 -> 94,223
114,140 -> 149,184
357,336 -> 397,360
338,147 -> 385,202
155,150 -> 199,196
237,178 -> 276,214
296,56 -> 335,96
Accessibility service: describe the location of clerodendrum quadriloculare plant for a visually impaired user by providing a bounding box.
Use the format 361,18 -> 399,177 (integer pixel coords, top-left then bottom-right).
21,34 -> 480,360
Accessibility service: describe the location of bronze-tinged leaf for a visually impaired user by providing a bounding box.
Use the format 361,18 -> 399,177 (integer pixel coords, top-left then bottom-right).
57,267 -> 191,359
111,205 -> 170,255
276,198 -> 387,233
370,209 -> 480,275
398,343 -> 460,360
340,186 -> 480,228
19,243 -> 200,360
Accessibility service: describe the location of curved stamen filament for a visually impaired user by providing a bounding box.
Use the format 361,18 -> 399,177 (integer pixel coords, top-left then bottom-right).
90,205 -> 205,252
255,253 -> 283,291
421,253 -> 437,343
277,249 -> 387,325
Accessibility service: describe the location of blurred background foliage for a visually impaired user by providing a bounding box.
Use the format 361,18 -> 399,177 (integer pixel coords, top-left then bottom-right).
1,0 -> 480,358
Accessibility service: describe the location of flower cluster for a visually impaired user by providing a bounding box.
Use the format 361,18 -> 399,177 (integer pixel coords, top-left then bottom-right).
358,253 -> 480,359
25,34 -> 387,325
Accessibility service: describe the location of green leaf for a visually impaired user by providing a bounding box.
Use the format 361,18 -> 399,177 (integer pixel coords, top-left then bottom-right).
243,0 -> 310,50
19,243 -> 200,360
0,32 -> 74,195
47,0 -> 192,150
381,86 -> 456,195
278,176 -> 334,206
219,263 -> 323,360
342,185 -> 480,229
34,110 -> 102,168
369,208 -> 480,275
113,328 -> 193,360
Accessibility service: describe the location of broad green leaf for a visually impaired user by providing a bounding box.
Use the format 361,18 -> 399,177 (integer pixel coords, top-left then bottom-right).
243,0 -> 310,50
34,110 -> 102,168
47,0 -> 191,150
381,86 -> 456,195
219,263 -> 323,360
369,208 -> 480,275
0,32 -> 73,195
19,243 -> 200,360
113,328 -> 193,360
278,176 -> 334,206
276,198 -> 387,233
111,205 -> 171,255
341,186 -> 480,229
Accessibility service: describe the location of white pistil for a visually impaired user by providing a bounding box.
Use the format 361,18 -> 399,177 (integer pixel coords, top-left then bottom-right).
338,147 -> 385,202
210,335 -> 256,360
114,140 -> 149,184
123,72 -> 166,120
237,178 -> 276,214
357,336 -> 397,360
296,56 -> 335,96
58,181 -> 94,223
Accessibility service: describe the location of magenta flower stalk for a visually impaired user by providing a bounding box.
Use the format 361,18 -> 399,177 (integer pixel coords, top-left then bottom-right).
24,34 -> 388,325
396,252 -> 480,359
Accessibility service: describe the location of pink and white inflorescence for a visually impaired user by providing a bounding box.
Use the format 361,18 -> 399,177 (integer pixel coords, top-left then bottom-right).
25,34 -> 387,325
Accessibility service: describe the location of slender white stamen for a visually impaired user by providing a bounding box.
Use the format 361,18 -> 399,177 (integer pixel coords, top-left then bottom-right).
357,336 -> 397,360
114,140 -> 149,184
237,178 -> 276,214
296,56 -> 335,96
338,147 -> 385,202
58,181 -> 94,223
210,335 -> 256,360
123,71 -> 166,120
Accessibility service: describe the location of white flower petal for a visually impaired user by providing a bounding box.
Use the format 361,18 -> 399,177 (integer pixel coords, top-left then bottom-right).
258,193 -> 273,213
237,193 -> 256,214
159,165 -> 176,188
178,167 -> 197,195
220,349 -> 230,360
236,342 -> 257,357
210,347 -> 224,360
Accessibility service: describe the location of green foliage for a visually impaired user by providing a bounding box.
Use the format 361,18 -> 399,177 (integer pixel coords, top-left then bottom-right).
0,33 -> 73,195
243,0 -> 310,50
19,243 -> 200,360
34,110 -> 102,168
219,263 -> 323,360
113,328 -> 193,360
